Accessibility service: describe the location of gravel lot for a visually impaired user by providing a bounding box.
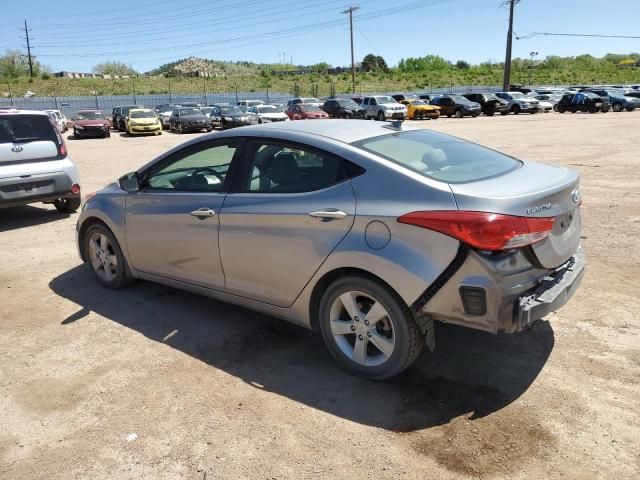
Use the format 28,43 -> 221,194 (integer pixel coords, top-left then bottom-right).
1,113 -> 639,479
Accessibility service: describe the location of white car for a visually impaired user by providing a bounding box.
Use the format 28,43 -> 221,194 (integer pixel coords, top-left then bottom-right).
248,104 -> 289,123
237,99 -> 265,111
495,92 -> 540,114
158,108 -> 177,129
361,95 -> 408,120
287,97 -> 323,108
0,109 -> 81,212
44,109 -> 68,132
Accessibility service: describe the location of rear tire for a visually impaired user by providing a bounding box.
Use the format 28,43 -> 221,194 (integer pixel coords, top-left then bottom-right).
54,195 -> 81,213
318,275 -> 424,380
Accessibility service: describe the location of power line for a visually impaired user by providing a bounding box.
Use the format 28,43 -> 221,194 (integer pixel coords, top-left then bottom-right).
34,0 -> 452,60
33,0 -> 357,46
516,32 -> 640,40
30,0 -> 357,43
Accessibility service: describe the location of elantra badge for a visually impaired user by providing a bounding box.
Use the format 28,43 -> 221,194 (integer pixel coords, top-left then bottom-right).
527,203 -> 552,215
11,145 -> 23,153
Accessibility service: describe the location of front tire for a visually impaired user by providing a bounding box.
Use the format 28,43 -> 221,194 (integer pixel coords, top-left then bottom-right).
318,275 -> 424,380
377,111 -> 385,121
512,104 -> 521,115
454,109 -> 463,118
83,224 -> 133,289
612,103 -> 623,112
53,195 -> 81,213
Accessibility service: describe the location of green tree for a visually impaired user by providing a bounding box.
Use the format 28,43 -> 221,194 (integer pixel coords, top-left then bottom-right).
0,49 -> 42,78
455,60 -> 470,70
92,61 -> 137,76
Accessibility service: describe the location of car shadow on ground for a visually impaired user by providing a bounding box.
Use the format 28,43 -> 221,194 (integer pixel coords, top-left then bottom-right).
50,265 -> 554,432
0,205 -> 69,232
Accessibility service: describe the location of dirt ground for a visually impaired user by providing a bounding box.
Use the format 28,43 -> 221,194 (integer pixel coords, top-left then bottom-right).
1,112 -> 639,480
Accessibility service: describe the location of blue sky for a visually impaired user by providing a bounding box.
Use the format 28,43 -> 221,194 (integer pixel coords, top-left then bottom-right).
1,0 -> 639,73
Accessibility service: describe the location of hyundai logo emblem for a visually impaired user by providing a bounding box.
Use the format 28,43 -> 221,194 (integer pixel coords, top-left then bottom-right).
571,188 -> 581,204
11,145 -> 23,153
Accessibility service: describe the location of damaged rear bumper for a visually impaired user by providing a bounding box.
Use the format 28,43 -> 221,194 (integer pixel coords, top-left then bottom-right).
416,245 -> 586,334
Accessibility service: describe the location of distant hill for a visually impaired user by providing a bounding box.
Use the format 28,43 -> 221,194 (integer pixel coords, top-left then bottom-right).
145,57 -> 277,77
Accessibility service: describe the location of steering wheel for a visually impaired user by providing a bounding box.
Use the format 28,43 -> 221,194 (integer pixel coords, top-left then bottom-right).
197,167 -> 225,183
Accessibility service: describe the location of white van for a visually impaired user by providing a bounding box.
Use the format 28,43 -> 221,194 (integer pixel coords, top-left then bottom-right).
0,109 -> 81,212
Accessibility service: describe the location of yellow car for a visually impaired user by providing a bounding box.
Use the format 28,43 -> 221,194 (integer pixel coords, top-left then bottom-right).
125,108 -> 162,135
400,100 -> 440,120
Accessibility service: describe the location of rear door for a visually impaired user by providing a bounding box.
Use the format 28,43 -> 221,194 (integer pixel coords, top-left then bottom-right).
219,139 -> 357,307
0,114 -> 63,179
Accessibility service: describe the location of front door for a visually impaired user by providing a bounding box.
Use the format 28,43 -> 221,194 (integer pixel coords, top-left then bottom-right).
124,138 -> 242,290
219,139 -> 357,307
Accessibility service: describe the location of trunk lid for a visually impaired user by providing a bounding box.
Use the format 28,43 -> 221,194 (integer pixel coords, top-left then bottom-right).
450,161 -> 581,268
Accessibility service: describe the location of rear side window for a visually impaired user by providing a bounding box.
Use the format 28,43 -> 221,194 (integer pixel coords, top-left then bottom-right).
352,130 -> 521,184
242,141 -> 361,193
0,115 -> 57,145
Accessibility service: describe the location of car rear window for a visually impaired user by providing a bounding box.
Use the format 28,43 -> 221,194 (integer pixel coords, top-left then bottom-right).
352,130 -> 521,183
0,114 -> 57,145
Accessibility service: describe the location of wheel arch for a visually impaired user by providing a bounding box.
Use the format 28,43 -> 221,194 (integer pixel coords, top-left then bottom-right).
77,216 -> 114,262
308,267 -> 402,332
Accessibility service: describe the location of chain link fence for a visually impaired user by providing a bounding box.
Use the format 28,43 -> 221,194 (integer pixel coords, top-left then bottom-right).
0,83 -> 507,118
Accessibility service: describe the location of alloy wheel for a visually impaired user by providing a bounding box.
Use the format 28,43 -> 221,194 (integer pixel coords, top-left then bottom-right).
329,291 -> 396,367
88,232 -> 118,282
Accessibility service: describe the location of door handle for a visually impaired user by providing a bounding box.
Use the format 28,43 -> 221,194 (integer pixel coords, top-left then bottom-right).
308,209 -> 348,220
190,208 -> 216,218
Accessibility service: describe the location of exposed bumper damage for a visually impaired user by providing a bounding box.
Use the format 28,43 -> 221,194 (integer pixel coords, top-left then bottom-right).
415,245 -> 586,334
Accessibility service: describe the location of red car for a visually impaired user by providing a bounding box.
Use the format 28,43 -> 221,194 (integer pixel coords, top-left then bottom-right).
72,110 -> 111,138
286,103 -> 329,120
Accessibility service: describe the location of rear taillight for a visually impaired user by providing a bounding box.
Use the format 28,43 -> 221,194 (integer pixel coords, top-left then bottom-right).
397,211 -> 555,251
71,184 -> 80,194
59,142 -> 67,157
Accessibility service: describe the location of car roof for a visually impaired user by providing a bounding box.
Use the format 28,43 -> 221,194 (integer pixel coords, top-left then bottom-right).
0,109 -> 49,116
228,119 -> 419,144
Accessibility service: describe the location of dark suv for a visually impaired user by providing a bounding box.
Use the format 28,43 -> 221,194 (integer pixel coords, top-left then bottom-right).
113,105 -> 142,131
322,98 -> 365,118
462,93 -> 509,116
429,95 -> 481,118
555,92 -> 610,113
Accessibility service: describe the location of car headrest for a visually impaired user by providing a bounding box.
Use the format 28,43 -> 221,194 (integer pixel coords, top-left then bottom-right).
270,153 -> 301,185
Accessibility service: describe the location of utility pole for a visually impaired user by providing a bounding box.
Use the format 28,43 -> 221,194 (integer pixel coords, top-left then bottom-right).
21,19 -> 34,78
342,6 -> 359,94
502,0 -> 518,91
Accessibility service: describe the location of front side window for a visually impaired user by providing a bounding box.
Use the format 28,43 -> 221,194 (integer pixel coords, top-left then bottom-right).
242,141 -> 350,193
352,130 -> 521,184
145,141 -> 239,192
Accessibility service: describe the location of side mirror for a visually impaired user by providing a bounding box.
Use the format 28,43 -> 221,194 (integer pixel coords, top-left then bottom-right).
119,172 -> 140,192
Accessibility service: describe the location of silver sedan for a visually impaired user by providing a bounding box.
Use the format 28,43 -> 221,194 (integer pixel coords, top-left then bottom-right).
76,120 -> 585,379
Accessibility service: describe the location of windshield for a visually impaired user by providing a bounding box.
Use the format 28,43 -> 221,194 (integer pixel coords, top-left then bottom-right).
76,112 -> 104,120
301,98 -> 321,103
179,108 -> 202,116
450,95 -> 473,104
352,130 -> 521,184
201,107 -> 214,114
509,92 -> 525,98
483,94 -> 500,101
375,96 -> 396,104
409,100 -> 428,106
606,89 -> 625,98
338,100 -> 360,109
257,105 -> 282,113
301,105 -> 322,112
221,106 -> 244,114
130,110 -> 156,119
